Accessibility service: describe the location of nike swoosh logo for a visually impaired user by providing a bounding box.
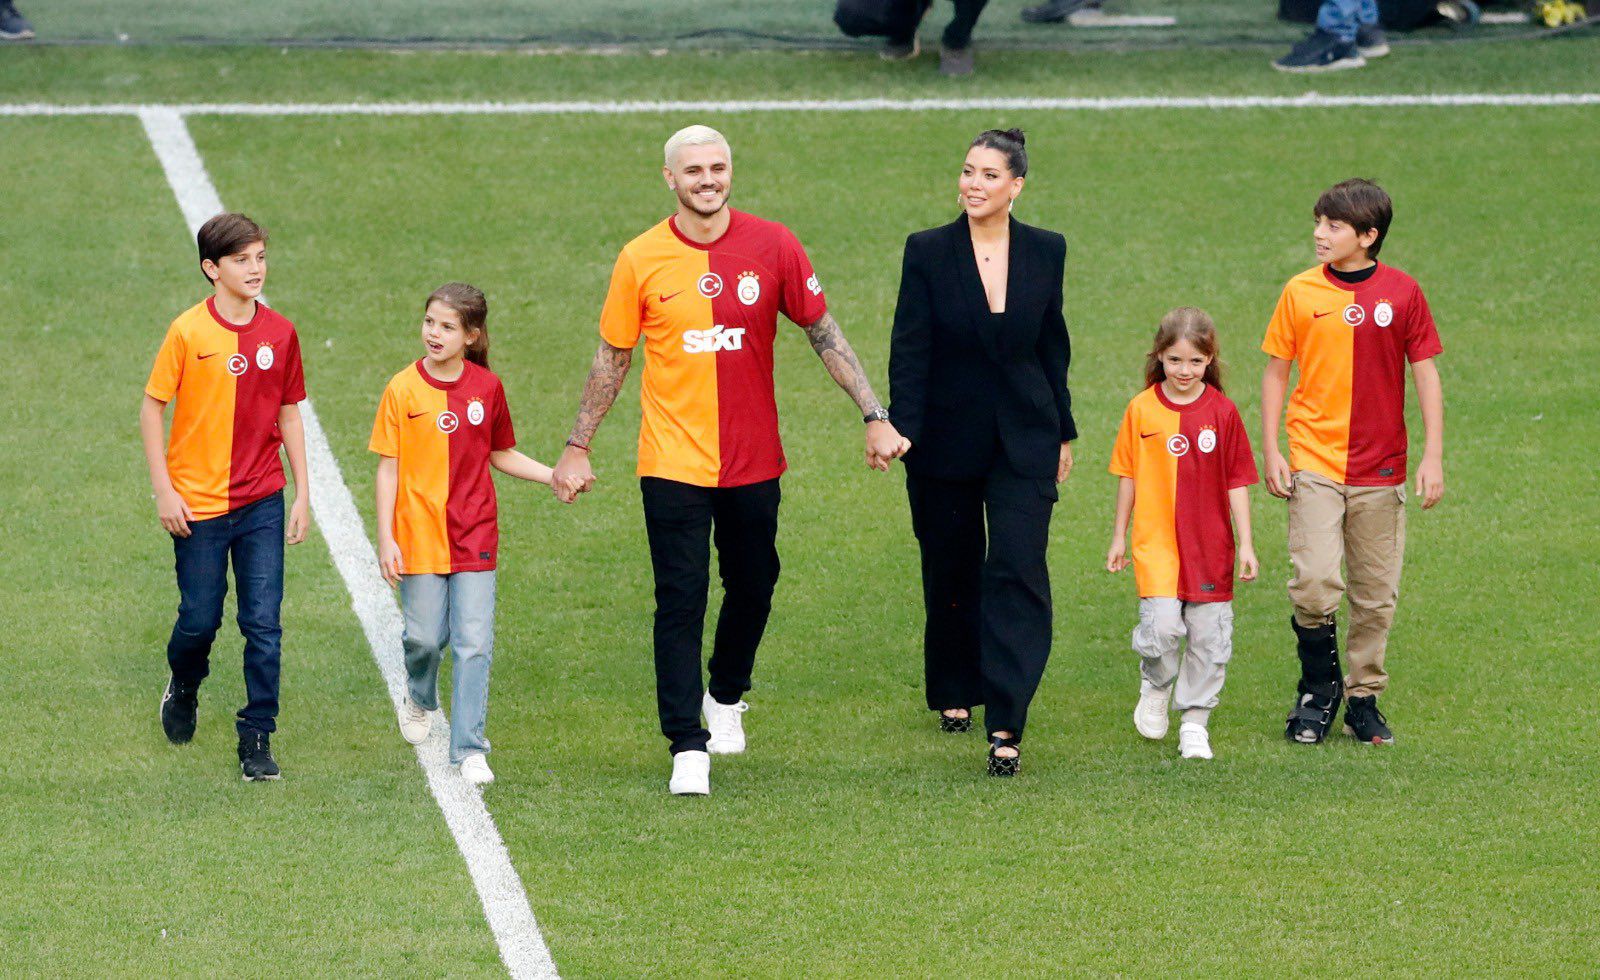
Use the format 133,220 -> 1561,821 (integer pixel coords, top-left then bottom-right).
197,352 -> 220,360
1313,310 -> 1334,319
407,411 -> 427,419
1140,430 -> 1161,439
659,291 -> 683,302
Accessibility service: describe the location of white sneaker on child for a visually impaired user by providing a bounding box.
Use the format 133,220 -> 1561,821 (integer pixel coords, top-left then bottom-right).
397,697 -> 432,745
669,750 -> 711,796
1178,722 -> 1213,760
703,692 -> 748,755
459,753 -> 495,785
1134,686 -> 1172,740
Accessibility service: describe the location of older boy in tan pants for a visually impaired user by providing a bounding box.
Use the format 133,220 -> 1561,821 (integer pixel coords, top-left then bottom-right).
1261,179 -> 1445,745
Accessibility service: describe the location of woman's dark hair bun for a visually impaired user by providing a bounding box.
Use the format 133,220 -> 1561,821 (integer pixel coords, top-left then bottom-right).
1002,128 -> 1026,146
969,128 -> 1029,177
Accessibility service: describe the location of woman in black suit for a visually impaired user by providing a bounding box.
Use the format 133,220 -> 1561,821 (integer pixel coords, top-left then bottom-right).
886,128 -> 1075,776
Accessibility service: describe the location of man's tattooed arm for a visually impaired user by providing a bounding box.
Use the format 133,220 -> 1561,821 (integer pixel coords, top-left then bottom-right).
802,311 -> 884,417
569,341 -> 634,445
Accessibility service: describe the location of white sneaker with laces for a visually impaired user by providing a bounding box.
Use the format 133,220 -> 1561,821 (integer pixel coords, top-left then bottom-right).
397,697 -> 431,745
1134,686 -> 1172,740
669,750 -> 710,796
459,753 -> 495,785
703,692 -> 748,755
1178,722 -> 1213,760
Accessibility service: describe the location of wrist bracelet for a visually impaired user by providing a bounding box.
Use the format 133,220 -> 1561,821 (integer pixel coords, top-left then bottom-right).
565,439 -> 590,453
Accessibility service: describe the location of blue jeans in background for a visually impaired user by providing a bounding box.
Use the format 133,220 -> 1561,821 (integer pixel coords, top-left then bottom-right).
399,571 -> 496,764
167,490 -> 285,736
1316,0 -> 1377,43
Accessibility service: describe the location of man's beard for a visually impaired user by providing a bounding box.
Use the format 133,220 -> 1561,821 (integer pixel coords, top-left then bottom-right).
677,183 -> 731,217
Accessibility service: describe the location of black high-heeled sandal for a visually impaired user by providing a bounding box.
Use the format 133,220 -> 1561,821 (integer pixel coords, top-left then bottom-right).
987,734 -> 1021,777
938,709 -> 973,733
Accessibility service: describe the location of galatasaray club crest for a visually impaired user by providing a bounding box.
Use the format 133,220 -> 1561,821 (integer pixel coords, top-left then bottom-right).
1374,300 -> 1394,328
1198,427 -> 1217,454
466,397 -> 485,426
226,353 -> 249,376
255,342 -> 275,371
437,411 -> 460,434
1343,304 -> 1366,326
1167,434 -> 1190,457
736,271 -> 761,306
697,272 -> 723,299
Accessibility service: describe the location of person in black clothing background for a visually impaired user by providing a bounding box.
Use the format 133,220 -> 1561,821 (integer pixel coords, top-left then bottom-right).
886,128 -> 1075,776
880,0 -> 990,76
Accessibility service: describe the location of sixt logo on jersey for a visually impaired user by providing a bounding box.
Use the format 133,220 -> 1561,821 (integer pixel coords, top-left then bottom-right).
683,324 -> 746,354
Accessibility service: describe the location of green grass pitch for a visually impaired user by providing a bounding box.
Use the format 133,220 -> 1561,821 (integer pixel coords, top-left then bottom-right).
3,44 -> 1598,976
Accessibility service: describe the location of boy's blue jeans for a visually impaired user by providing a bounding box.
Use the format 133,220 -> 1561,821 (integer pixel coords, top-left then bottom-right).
1316,0 -> 1377,43
166,490 -> 285,736
399,571 -> 496,765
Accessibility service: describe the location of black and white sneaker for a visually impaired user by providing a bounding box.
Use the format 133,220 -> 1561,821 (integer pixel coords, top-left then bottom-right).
161,676 -> 199,744
0,2 -> 35,40
1343,695 -> 1395,745
1020,0 -> 1099,23
1356,23 -> 1390,57
238,731 -> 282,781
1273,29 -> 1367,72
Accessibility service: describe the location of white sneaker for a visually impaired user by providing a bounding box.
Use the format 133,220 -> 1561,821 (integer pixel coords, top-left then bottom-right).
1134,686 -> 1172,740
1178,722 -> 1213,760
703,692 -> 748,755
669,750 -> 710,796
397,697 -> 431,745
459,753 -> 495,785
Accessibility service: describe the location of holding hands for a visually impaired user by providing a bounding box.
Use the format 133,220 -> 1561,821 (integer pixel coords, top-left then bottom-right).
550,445 -> 597,504
864,419 -> 911,472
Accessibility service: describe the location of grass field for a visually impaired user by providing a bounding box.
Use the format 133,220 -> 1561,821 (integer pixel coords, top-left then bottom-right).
4,42 -> 1599,977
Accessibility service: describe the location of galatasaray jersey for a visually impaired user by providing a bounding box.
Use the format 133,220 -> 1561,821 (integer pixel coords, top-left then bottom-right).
1109,384 -> 1258,603
145,297 -> 307,519
369,360 -> 516,575
599,208 -> 829,488
1262,263 -> 1443,487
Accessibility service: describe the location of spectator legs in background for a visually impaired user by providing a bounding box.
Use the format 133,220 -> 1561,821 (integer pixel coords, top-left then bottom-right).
0,1 -> 35,40
939,0 -> 988,74
1273,0 -> 1371,72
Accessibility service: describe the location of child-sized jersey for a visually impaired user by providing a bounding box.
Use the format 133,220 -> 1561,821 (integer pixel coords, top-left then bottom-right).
145,297 -> 307,519
369,360 -> 515,575
1110,384 -> 1258,602
1262,263 -> 1443,486
599,208 -> 829,488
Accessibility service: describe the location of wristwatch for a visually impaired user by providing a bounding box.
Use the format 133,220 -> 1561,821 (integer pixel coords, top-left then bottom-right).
863,408 -> 890,425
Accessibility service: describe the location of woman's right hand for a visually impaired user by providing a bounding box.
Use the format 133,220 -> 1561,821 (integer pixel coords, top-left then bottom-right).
156,487 -> 194,538
378,539 -> 405,587
1106,539 -> 1130,573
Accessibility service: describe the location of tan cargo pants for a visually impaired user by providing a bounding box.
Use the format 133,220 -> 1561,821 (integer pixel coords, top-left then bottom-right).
1287,470 -> 1407,698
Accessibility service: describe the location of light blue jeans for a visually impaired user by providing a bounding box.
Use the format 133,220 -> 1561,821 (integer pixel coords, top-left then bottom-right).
400,570 -> 496,764
1316,0 -> 1377,43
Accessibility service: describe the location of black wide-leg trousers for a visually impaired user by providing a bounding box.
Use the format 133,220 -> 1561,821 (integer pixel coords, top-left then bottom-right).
641,476 -> 782,755
906,465 -> 1056,739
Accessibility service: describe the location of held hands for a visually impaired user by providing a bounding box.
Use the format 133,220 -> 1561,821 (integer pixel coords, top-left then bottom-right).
286,494 -> 309,546
550,445 -> 597,504
1263,450 -> 1293,499
378,537 -> 404,587
864,420 -> 911,472
1416,455 -> 1445,509
1057,442 -> 1074,484
156,487 -> 195,538
1106,539 -> 1131,573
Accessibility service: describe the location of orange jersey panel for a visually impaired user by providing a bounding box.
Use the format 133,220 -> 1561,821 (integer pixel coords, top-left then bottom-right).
1111,387 -> 1181,598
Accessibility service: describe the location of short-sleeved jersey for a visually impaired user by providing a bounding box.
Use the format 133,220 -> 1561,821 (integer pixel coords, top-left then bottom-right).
1110,384 -> 1258,603
144,297 -> 307,519
598,208 -> 828,488
369,360 -> 516,575
1262,263 -> 1443,487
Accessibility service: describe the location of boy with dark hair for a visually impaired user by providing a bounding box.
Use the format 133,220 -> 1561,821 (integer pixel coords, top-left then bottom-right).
1260,178 -> 1445,747
1273,0 -> 1389,73
139,212 -> 310,780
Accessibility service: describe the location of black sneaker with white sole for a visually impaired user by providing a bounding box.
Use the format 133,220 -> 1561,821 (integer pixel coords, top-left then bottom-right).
161,677 -> 199,744
1356,24 -> 1390,57
0,2 -> 35,40
1020,0 -> 1099,23
1343,695 -> 1395,745
238,730 -> 281,780
1273,28 -> 1366,72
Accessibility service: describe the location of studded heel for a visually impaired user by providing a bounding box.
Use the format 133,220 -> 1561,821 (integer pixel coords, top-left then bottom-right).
987,734 -> 1021,777
938,709 -> 973,733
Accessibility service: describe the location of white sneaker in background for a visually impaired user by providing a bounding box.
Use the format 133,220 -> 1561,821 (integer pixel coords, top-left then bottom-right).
1134,686 -> 1172,740
703,692 -> 749,755
1178,722 -> 1213,760
459,753 -> 495,785
669,750 -> 711,796
397,697 -> 432,745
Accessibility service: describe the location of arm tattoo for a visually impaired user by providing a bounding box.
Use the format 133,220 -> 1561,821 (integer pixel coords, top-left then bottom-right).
802,311 -> 883,417
568,341 -> 633,445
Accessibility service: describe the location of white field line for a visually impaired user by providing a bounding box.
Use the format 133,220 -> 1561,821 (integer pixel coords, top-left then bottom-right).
137,107 -> 559,980
8,92 -> 1600,117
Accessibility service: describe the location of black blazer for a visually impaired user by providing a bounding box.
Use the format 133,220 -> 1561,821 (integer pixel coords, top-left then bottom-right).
889,215 -> 1076,482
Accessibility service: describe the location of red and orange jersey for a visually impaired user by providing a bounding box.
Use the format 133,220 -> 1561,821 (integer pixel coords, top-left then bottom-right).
599,208 -> 828,488
145,297 -> 307,519
1262,263 -> 1443,487
369,360 -> 516,575
1110,384 -> 1258,602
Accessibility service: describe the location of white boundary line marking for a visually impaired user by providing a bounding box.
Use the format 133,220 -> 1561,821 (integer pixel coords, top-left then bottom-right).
8,93 -> 1600,117
137,106 -> 559,980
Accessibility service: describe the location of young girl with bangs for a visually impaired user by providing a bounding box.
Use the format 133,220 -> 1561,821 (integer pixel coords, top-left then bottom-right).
1106,308 -> 1259,760
369,283 -> 559,785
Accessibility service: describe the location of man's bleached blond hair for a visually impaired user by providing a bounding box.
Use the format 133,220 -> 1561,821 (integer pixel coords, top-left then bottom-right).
664,125 -> 732,168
